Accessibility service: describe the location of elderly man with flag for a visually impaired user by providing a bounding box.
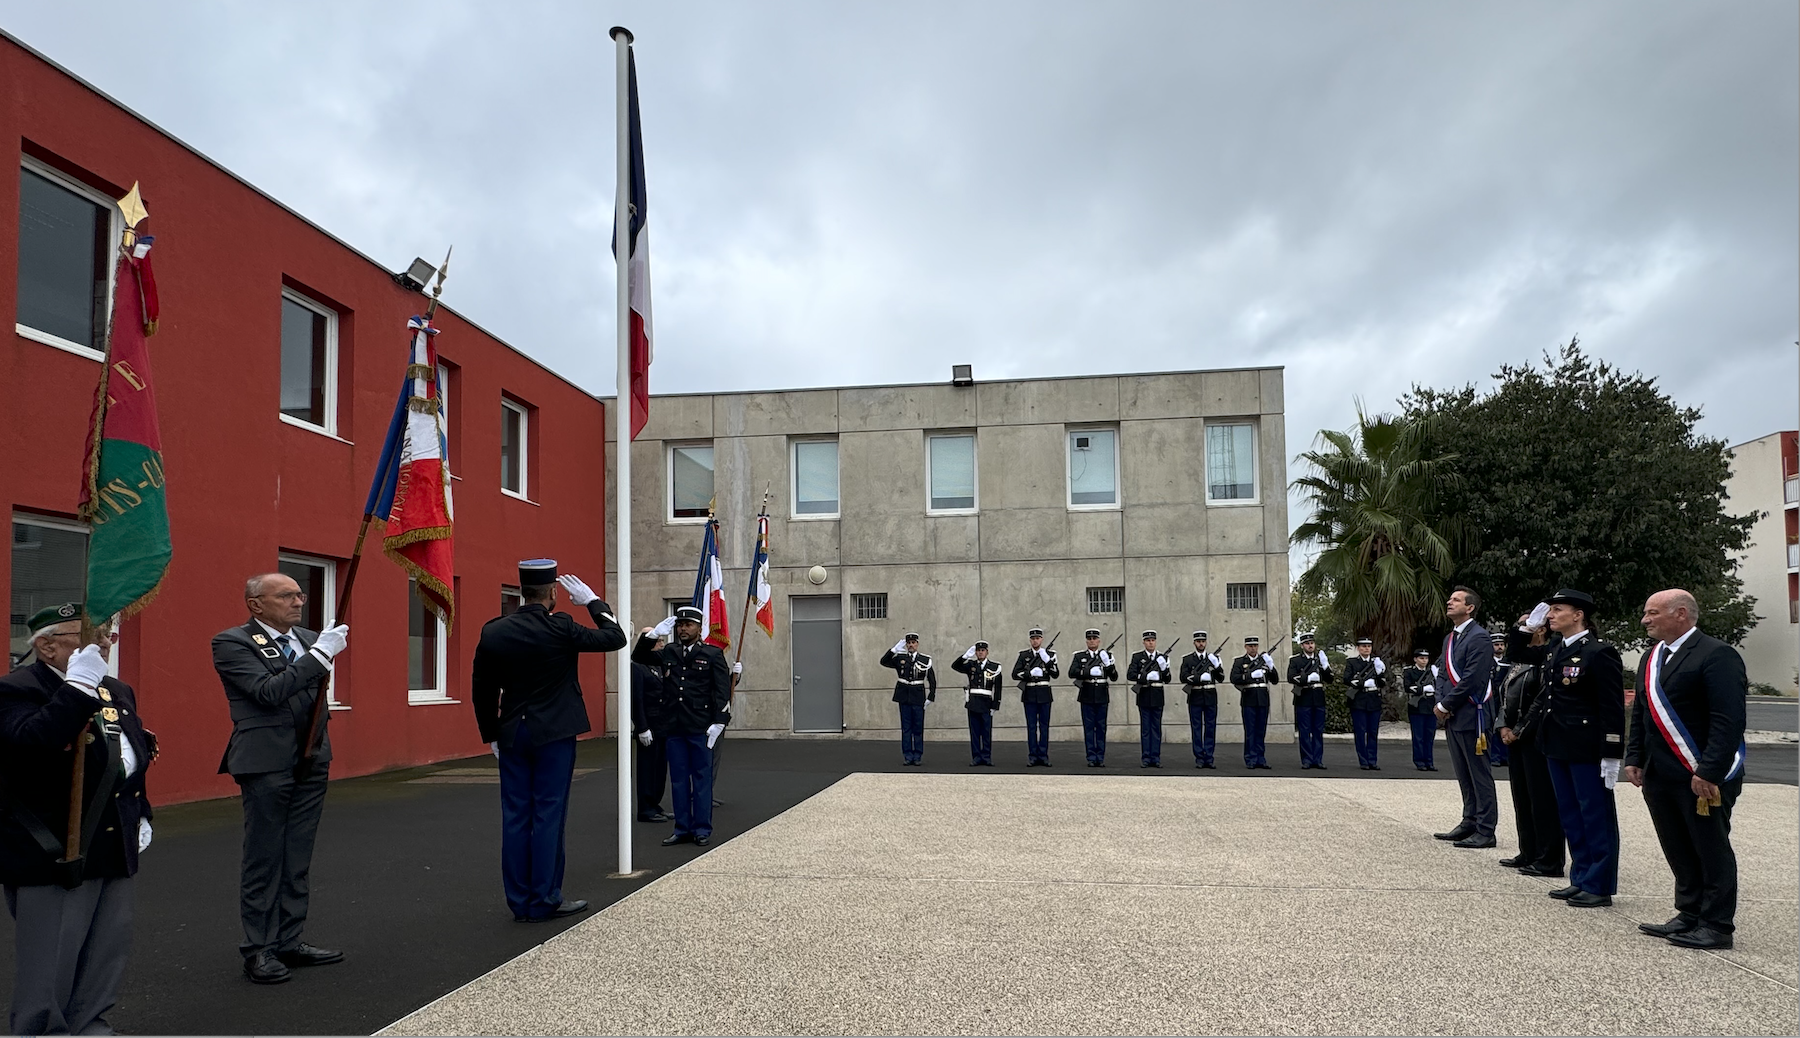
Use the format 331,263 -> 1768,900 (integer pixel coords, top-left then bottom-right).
1625,589 -> 1749,950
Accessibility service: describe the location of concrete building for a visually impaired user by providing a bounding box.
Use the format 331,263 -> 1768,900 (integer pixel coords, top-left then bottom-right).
1725,430 -> 1799,695
605,368 -> 1291,749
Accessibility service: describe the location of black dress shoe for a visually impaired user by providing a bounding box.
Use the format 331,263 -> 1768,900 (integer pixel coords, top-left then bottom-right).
1639,916 -> 1698,937
1547,885 -> 1581,900
1257,763 -> 1273,770
1203,763 -> 1216,769
1433,826 -> 1475,841
971,761 -> 983,767
1427,765 -> 1438,771
661,833 -> 694,846
1315,765 -> 1328,770
1565,891 -> 1612,908
637,811 -> 671,823
244,950 -> 291,984
981,761 -> 996,767
1140,762 -> 1151,768
1666,926 -> 1732,949
1498,855 -> 1525,868
1517,864 -> 1565,878
276,943 -> 344,967
1453,835 -> 1497,849
550,899 -> 589,917
694,836 -> 711,847
1369,766 -> 1380,771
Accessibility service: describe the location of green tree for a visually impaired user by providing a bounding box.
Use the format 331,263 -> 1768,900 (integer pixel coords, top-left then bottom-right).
1403,339 -> 1759,645
1291,409 -> 1466,663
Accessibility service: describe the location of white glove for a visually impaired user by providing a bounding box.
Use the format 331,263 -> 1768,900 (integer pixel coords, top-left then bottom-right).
557,574 -> 598,605
1029,667 -> 1044,678
1526,602 -> 1550,631
1089,666 -> 1103,678
1099,651 -> 1113,667
1251,669 -> 1266,679
1307,671 -> 1320,683
1146,670 -> 1160,682
962,645 -> 977,660
654,616 -> 678,640
637,730 -> 652,746
1374,658 -> 1386,674
1036,648 -> 1050,663
137,817 -> 152,852
313,623 -> 350,660
1600,758 -> 1621,790
706,723 -> 725,749
1364,678 -> 1377,689
63,644 -> 108,691
891,638 -> 908,654
732,662 -> 743,676
490,741 -> 500,758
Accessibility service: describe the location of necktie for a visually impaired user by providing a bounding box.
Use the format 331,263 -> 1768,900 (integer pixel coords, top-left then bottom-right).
279,635 -> 296,662
1658,644 -> 1673,672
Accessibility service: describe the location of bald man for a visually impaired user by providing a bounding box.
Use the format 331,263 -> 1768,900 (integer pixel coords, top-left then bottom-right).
1625,589 -> 1749,950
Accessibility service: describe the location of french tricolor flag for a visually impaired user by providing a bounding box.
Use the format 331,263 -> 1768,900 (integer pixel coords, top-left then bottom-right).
749,514 -> 774,637
693,519 -> 730,649
616,46 -> 653,440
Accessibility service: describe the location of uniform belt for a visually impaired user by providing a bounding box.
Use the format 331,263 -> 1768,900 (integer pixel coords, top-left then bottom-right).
1243,682 -> 1268,688
1023,680 -> 1051,687
899,679 -> 926,686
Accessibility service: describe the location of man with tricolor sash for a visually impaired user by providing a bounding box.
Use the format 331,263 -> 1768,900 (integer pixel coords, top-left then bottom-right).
1625,589 -> 1749,950
1430,587 -> 1497,848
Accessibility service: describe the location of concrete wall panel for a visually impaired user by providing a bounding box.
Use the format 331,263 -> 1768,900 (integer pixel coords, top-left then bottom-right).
839,384 -> 978,432
1197,370 -> 1263,417
977,376 -> 1119,427
715,389 -> 839,439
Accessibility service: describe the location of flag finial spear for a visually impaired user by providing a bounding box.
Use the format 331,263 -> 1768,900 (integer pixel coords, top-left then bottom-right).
423,246 -> 453,320
117,183 -> 149,250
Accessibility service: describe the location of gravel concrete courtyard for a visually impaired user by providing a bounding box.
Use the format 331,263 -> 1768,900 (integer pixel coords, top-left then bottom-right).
385,774 -> 1799,1036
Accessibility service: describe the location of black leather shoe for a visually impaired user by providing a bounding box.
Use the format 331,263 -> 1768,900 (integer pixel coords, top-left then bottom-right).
550,899 -> 589,918
694,836 -> 711,847
1639,916 -> 1698,937
1140,762 -> 1151,768
1315,765 -> 1328,770
1257,763 -> 1273,770
1203,763 -> 1216,769
1565,891 -> 1613,908
1427,765 -> 1438,771
1453,835 -> 1497,849
244,950 -> 291,984
637,811 -> 670,823
1369,765 -> 1381,771
1434,826 -> 1475,841
1547,885 -> 1581,900
276,943 -> 343,967
1517,864 -> 1565,878
661,833 -> 694,846
971,761 -> 983,767
1498,855 -> 1525,868
1666,926 -> 1732,949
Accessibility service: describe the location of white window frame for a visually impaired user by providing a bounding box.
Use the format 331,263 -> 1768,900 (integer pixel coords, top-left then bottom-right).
10,514 -> 120,679
1204,420 -> 1261,506
925,432 -> 979,515
790,438 -> 841,520
437,362 -> 454,477
407,578 -> 454,705
500,398 -> 530,501
666,441 -> 715,525
1065,426 -> 1121,511
278,551 -> 345,709
276,287 -> 340,437
15,157 -> 121,363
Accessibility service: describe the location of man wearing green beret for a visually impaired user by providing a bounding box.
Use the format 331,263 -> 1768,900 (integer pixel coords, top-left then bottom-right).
0,604 -> 156,1036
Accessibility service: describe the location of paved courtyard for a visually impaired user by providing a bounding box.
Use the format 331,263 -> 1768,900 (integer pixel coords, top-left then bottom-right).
387,774 -> 1799,1036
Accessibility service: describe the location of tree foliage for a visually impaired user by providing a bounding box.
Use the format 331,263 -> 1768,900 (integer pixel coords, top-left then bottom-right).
1291,409 -> 1467,662
1402,340 -> 1759,646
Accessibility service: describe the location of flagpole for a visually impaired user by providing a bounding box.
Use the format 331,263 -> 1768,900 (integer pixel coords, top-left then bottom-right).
610,24 -> 635,878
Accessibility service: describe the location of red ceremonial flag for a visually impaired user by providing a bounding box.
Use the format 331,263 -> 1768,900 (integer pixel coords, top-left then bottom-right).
692,519 -> 730,649
370,315 -> 455,625
749,514 -> 774,637
615,47 -> 653,439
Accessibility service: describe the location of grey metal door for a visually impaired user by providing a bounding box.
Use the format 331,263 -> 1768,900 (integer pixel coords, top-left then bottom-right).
791,596 -> 843,732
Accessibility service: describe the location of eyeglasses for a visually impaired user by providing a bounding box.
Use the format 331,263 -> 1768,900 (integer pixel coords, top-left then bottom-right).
258,591 -> 307,603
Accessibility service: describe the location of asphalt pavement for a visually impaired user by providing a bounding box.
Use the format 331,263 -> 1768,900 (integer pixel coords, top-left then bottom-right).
2,735 -> 1794,1036
1747,696 -> 1799,733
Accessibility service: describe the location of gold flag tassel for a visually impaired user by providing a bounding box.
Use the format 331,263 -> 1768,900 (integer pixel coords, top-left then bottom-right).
1695,792 -> 1722,817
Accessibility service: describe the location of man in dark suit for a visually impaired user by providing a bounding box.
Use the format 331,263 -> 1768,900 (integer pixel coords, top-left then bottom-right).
1342,638 -> 1385,770
471,560 -> 625,921
1180,632 -> 1225,769
633,606 -> 732,846
1126,631 -> 1170,768
1286,633 -> 1333,769
1231,635 -> 1278,769
1069,629 -> 1117,767
630,628 -> 670,823
1626,589 -> 1749,949
1531,588 -> 1625,908
1432,586 -> 1497,848
2,607 -> 154,1034
1010,628 -> 1058,767
952,641 -> 1005,767
1402,650 -> 1438,771
879,633 -> 937,765
213,572 -> 351,983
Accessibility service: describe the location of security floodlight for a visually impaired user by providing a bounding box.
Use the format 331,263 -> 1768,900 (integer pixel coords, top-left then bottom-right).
396,256 -> 438,292
951,364 -> 974,387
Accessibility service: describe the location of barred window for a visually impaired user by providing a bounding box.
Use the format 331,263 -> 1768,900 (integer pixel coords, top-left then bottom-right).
853,593 -> 888,620
1086,586 -> 1124,614
1226,583 -> 1265,610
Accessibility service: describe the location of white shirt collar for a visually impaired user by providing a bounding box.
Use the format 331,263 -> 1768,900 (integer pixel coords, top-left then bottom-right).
45,662 -> 66,680
254,618 -> 294,643
1666,626 -> 1698,653
1453,618 -> 1474,635
1563,629 -> 1589,647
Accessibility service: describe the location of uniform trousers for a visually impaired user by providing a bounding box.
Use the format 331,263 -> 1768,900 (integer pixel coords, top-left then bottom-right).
6,876 -> 133,1037
1080,702 -> 1108,763
1487,726 -> 1510,766
236,762 -> 330,955
1138,705 -> 1163,765
497,734 -> 576,920
1408,712 -> 1436,768
1294,705 -> 1327,766
1446,727 -> 1498,838
966,709 -> 994,764
665,732 -> 716,839
1187,699 -> 1216,764
1506,738 -> 1565,871
1544,756 -> 1618,896
1022,701 -> 1052,762
1640,775 -> 1740,932
635,731 -> 668,818
1351,708 -> 1381,767
1241,705 -> 1269,766
896,704 -> 926,763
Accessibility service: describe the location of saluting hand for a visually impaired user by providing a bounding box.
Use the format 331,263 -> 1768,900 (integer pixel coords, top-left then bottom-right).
557,574 -> 598,605
64,643 -> 108,692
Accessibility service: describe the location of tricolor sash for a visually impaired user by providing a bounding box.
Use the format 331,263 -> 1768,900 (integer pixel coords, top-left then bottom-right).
1644,641 -> 1746,782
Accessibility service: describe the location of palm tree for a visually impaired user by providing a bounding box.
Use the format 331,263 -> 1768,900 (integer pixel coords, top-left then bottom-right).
1291,409 -> 1465,663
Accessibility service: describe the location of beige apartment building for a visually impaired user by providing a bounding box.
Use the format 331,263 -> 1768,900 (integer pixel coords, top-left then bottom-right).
1725,430 -> 1799,695
603,366 -> 1292,747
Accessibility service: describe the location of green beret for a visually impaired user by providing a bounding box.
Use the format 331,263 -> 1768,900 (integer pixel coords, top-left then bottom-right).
26,602 -> 83,635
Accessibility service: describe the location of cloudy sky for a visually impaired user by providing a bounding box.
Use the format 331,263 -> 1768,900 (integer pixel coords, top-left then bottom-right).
7,2 -> 1795,491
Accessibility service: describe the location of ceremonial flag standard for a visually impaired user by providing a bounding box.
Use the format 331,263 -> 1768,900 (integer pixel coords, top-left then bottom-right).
364,315 -> 455,625
692,519 -> 730,649
613,45 -> 653,440
748,514 -> 774,637
78,185 -> 170,621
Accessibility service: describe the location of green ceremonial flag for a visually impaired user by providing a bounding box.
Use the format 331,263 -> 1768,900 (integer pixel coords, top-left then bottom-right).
78,184 -> 170,621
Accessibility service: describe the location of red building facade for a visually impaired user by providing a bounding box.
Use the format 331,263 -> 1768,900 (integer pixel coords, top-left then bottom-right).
2,33 -> 610,803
